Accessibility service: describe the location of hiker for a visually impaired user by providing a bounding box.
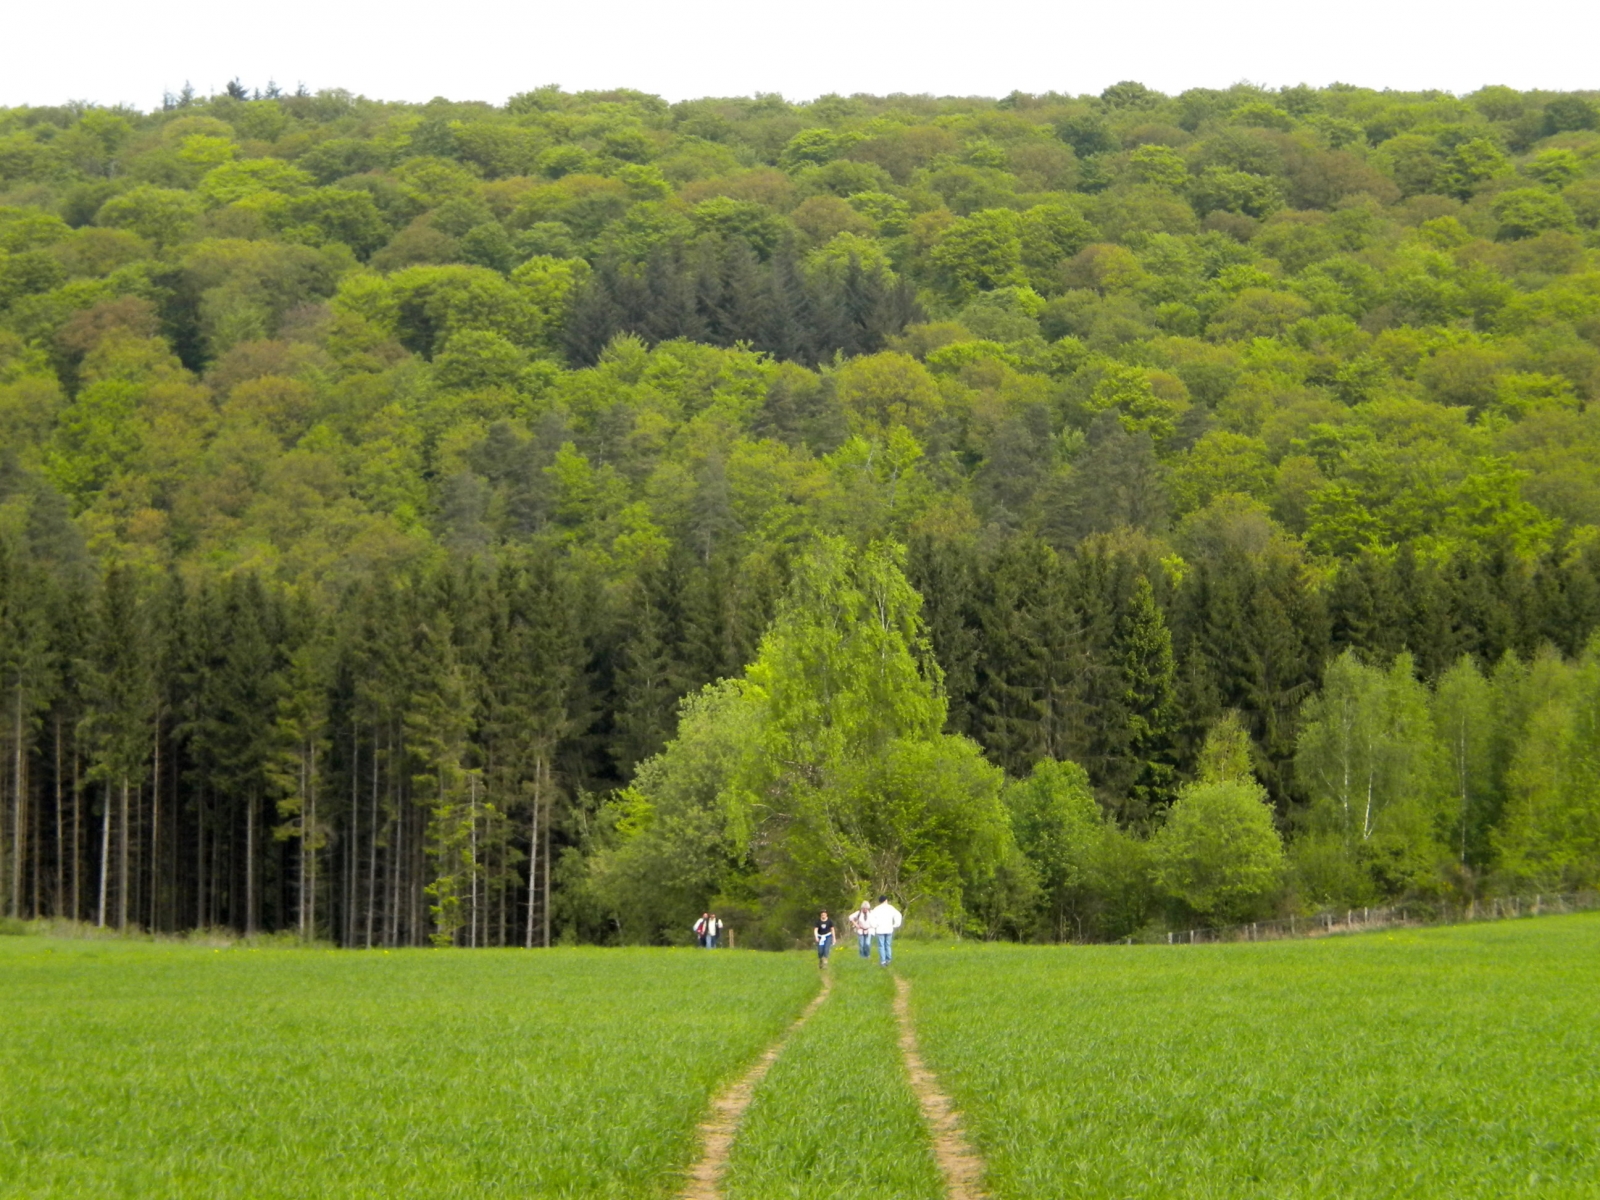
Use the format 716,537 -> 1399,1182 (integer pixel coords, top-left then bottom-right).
705,913 -> 723,949
693,912 -> 710,948
814,911 -> 835,967
849,901 -> 872,959
867,894 -> 902,966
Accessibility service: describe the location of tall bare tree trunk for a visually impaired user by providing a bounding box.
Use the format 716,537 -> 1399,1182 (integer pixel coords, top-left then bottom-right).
365,734 -> 378,949
297,748 -> 308,939
12,684 -> 24,920
54,716 -> 63,918
348,725 -> 358,947
71,743 -> 80,922
150,715 -> 160,931
96,783 -> 110,927
387,757 -> 401,947
524,764 -> 541,950
307,742 -> 317,941
245,792 -> 256,937
469,772 -> 478,949
541,754 -> 552,949
117,778 -> 129,931
30,767 -> 40,918
196,787 -> 206,930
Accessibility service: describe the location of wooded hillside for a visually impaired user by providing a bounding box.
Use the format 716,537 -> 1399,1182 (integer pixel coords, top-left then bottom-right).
2,80 -> 1599,944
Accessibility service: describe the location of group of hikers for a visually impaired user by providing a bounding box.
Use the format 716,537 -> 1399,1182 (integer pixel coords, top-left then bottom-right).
691,897 -> 905,965
815,896 -> 903,968
693,896 -> 904,965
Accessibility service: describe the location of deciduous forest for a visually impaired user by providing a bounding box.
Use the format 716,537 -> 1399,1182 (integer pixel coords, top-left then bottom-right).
2,79 -> 1600,946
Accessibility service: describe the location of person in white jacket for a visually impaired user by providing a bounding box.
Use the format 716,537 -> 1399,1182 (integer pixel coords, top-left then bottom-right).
866,895 -> 902,966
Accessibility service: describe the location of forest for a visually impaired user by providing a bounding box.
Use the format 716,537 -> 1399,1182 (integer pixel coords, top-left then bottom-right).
1,78 -> 1599,946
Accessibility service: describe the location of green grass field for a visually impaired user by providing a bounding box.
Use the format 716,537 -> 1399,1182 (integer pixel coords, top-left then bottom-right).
902,912 -> 1600,1200
0,940 -> 817,1198
2,916 -> 1597,1199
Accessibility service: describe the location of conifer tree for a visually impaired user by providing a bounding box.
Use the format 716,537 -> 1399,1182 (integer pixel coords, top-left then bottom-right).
1115,575 -> 1178,822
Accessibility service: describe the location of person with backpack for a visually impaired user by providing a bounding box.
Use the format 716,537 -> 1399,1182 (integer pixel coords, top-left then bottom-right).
848,901 -> 873,959
705,913 -> 723,949
814,911 -> 835,968
693,913 -> 710,948
867,894 -> 902,966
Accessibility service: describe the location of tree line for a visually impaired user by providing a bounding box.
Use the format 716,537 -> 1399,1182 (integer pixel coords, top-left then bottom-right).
4,527 -> 1599,944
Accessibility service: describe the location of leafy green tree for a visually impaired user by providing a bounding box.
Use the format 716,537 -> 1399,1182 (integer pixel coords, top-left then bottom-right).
94,186 -> 203,247
1197,709 -> 1255,784
1003,758 -> 1102,939
1494,640 -> 1600,890
1491,189 -> 1578,240
598,539 -> 1009,941
930,210 -> 1025,301
1151,776 -> 1285,924
1294,650 -> 1446,902
1431,655 -> 1496,869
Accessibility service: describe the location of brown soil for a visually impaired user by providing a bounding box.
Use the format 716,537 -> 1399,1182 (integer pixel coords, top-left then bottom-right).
894,975 -> 989,1200
678,971 -> 833,1200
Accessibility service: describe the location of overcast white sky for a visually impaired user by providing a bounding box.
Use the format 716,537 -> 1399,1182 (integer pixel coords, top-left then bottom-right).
4,0 -> 1597,111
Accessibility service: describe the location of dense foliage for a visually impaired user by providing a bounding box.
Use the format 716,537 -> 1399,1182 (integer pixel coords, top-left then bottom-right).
2,79 -> 1600,943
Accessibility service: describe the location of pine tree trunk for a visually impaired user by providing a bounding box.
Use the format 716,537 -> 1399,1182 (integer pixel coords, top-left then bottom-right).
96,784 -> 110,927
543,792 -> 551,950
387,756 -> 400,946
12,684 -> 23,920
469,772 -> 478,949
54,716 -> 63,918
348,725 -> 358,947
245,792 -> 257,936
131,785 -> 141,933
117,778 -> 129,931
71,744 -> 80,922
524,765 -> 541,950
196,787 -> 206,931
307,742 -> 317,941
30,766 -> 40,918
150,717 -> 161,931
366,734 -> 378,949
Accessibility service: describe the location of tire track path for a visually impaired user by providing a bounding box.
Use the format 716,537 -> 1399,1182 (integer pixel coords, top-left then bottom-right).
894,975 -> 989,1200
679,971 -> 833,1200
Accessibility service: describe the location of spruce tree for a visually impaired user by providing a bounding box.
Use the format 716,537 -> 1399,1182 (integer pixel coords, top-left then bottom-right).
1115,575 -> 1178,823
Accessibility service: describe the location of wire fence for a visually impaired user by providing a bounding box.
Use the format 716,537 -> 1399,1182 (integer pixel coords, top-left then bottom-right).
1145,891 -> 1600,946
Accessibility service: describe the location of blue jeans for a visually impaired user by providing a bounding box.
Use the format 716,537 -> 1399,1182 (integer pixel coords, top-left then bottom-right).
817,934 -> 833,961
858,933 -> 871,958
877,932 -> 893,965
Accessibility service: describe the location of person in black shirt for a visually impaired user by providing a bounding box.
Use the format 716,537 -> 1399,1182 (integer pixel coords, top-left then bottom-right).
814,911 -> 835,968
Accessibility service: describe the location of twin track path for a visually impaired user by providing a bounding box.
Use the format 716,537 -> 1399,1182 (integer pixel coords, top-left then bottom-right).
895,975 -> 991,1200
678,971 -> 833,1200
678,966 -> 989,1200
